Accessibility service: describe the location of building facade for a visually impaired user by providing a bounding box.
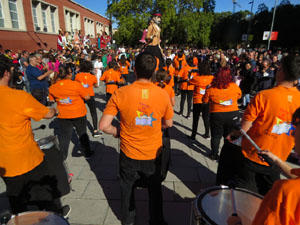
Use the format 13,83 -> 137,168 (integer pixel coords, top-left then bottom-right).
0,0 -> 111,51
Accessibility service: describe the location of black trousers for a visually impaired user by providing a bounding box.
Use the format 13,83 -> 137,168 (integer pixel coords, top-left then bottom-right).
209,111 -> 240,156
3,160 -> 62,214
31,88 -> 48,106
119,151 -> 165,225
217,141 -> 280,196
174,77 -> 180,95
57,116 -> 92,160
191,103 -> 210,138
179,90 -> 193,116
85,96 -> 98,131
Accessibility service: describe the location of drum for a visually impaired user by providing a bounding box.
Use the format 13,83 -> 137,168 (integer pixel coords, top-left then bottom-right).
37,136 -> 70,197
7,211 -> 69,225
190,186 -> 263,225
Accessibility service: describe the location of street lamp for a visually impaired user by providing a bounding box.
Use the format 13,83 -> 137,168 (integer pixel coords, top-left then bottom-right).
267,0 -> 278,50
246,0 -> 254,47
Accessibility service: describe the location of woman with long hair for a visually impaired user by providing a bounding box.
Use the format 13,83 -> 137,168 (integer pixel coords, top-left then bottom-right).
188,60 -> 214,140
49,66 -> 94,160
203,67 -> 241,160
118,55 -> 130,84
154,69 -> 175,107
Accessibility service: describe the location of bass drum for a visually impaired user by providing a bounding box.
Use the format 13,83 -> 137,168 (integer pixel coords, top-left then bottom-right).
190,186 -> 263,225
37,136 -> 70,197
7,211 -> 69,225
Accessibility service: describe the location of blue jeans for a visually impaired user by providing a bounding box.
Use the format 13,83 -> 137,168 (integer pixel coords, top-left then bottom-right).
242,94 -> 250,107
119,151 -> 166,225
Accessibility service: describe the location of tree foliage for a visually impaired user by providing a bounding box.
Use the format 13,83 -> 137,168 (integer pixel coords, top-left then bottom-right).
108,0 -> 300,50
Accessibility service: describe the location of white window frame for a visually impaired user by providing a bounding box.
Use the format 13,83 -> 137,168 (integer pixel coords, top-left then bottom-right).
41,5 -> 47,32
32,3 -> 39,30
84,16 -> 95,38
30,0 -> 59,34
0,0 -> 26,31
0,0 -> 4,28
8,0 -> 19,29
64,7 -> 81,37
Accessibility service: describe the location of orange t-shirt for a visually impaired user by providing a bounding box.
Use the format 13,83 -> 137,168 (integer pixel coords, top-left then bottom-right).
252,170 -> 300,225
174,56 -> 187,76
178,65 -> 197,91
119,61 -> 130,75
202,83 -> 241,113
193,57 -> 199,66
49,79 -> 88,119
163,65 -> 175,87
103,81 -> 174,160
75,72 -> 97,96
0,86 -> 49,177
189,75 -> 214,104
154,82 -> 175,103
100,68 -> 121,94
241,86 -> 300,166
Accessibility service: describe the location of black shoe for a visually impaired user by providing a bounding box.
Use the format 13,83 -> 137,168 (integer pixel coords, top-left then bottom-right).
202,134 -> 211,140
61,205 -> 71,218
85,150 -> 94,159
187,135 -> 196,141
208,152 -> 218,160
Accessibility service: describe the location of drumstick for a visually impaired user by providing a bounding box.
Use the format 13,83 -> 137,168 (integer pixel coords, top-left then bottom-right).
230,189 -> 238,216
233,123 -> 275,167
239,129 -> 275,166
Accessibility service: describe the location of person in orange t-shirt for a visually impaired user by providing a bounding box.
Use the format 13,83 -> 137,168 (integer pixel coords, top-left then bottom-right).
49,66 -> 93,160
202,67 -> 241,160
178,57 -> 197,119
188,60 -> 214,140
163,58 -> 175,88
118,55 -> 131,84
224,55 -> 300,196
227,107 -> 300,225
155,69 -> 175,106
100,60 -> 122,101
75,60 -> 102,137
99,53 -> 173,225
173,51 -> 187,95
0,56 -> 68,215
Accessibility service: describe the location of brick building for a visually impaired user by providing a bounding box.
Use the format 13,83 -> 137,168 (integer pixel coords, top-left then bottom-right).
0,0 -> 111,52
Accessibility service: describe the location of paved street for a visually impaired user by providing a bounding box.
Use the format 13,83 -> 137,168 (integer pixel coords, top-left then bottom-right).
0,82 -> 297,225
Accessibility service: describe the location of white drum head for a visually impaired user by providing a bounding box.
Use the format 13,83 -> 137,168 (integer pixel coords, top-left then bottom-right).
196,186 -> 263,225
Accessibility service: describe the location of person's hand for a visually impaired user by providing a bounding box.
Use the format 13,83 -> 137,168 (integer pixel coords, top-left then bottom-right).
226,129 -> 242,142
258,150 -> 278,163
227,215 -> 243,225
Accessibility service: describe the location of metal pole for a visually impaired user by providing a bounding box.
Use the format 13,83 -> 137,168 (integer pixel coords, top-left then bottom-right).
246,0 -> 254,47
267,0 -> 278,50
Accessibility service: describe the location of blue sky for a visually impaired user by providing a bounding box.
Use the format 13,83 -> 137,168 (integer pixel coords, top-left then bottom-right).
74,0 -> 299,20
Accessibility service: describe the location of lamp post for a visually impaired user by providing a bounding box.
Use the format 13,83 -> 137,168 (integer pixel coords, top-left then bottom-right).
246,0 -> 254,48
267,0 -> 278,50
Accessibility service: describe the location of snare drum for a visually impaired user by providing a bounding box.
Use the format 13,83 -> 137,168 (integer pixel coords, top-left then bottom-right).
190,186 -> 263,225
7,211 -> 69,225
37,136 -> 70,197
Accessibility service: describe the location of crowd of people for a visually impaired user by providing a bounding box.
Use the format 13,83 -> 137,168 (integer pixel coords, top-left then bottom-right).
1,31 -> 300,225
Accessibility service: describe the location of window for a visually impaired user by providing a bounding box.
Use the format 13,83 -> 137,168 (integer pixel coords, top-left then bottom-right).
0,0 -> 26,30
42,6 -> 47,31
96,22 -> 104,36
84,17 -> 95,38
50,8 -> 55,33
64,8 -> 80,36
31,1 -> 59,33
8,0 -> 19,29
0,1 -> 4,27
32,3 -> 39,30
